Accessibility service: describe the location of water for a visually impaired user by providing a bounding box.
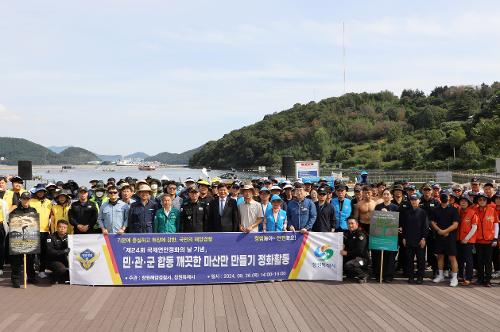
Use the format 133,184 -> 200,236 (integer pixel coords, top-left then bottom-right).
0,165 -> 256,187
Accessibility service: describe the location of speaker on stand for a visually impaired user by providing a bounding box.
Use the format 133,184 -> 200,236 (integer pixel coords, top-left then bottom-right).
281,156 -> 295,179
18,160 -> 33,189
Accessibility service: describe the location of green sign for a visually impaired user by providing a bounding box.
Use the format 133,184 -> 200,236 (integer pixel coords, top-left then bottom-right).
368,211 -> 399,251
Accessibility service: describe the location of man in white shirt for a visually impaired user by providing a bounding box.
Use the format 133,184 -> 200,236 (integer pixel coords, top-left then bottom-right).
238,184 -> 263,233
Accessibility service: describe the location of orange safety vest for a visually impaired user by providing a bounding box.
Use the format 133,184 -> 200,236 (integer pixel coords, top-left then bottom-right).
475,205 -> 498,244
457,207 -> 478,243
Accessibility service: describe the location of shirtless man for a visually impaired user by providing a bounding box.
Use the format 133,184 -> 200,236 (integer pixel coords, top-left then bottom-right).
354,185 -> 377,235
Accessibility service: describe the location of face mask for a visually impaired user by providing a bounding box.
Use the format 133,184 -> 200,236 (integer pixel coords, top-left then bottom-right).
96,191 -> 104,198
151,184 -> 158,190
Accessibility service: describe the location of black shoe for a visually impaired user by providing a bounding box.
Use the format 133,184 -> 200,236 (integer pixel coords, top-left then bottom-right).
12,282 -> 20,288
416,278 -> 423,285
383,279 -> 393,284
408,278 -> 415,284
357,277 -> 368,284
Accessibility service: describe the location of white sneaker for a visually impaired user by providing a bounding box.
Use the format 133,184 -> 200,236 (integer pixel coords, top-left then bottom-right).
0,269 -> 3,276
450,277 -> 458,287
38,271 -> 47,279
492,271 -> 500,279
433,275 -> 445,283
443,270 -> 450,278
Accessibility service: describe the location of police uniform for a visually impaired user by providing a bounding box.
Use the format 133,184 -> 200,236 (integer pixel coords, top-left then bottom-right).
343,228 -> 370,281
45,232 -> 69,283
180,200 -> 208,232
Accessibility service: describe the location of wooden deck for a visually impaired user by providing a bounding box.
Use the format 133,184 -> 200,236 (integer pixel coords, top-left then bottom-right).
1,272 -> 500,331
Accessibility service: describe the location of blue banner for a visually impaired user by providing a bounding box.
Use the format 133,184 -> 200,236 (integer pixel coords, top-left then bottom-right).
69,232 -> 344,285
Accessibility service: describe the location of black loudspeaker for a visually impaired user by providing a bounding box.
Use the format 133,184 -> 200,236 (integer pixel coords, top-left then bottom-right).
281,156 -> 295,177
18,160 -> 33,180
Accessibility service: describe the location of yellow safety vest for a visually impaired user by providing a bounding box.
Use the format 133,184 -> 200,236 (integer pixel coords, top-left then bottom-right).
51,204 -> 73,234
29,199 -> 53,233
3,189 -> 27,211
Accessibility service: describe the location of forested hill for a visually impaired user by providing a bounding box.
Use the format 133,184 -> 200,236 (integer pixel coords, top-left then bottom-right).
189,83 -> 500,170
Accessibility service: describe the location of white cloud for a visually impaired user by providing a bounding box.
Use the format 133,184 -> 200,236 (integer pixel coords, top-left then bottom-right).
0,104 -> 20,121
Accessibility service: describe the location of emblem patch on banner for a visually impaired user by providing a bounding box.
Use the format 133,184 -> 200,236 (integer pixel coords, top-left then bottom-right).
314,245 -> 334,261
75,249 -> 100,270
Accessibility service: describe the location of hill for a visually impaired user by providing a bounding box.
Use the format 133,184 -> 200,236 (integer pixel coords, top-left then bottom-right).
47,145 -> 72,153
97,154 -> 122,162
189,83 -> 500,170
125,152 -> 149,159
58,147 -> 100,164
0,137 -> 61,165
145,146 -> 202,165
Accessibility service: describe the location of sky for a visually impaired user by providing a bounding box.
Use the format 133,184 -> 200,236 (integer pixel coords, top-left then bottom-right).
1,0 -> 499,155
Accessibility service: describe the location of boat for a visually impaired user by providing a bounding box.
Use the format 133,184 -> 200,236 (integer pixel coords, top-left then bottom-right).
138,164 -> 156,171
116,159 -> 139,166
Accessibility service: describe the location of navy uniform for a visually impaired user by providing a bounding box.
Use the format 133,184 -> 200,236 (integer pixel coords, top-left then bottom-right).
180,199 -> 208,233
343,228 -> 370,282
45,232 -> 69,283
418,186 -> 439,275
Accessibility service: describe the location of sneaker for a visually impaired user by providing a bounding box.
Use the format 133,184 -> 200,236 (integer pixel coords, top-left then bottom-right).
416,278 -> 424,285
12,282 -> 20,289
0,269 -> 3,276
38,271 -> 47,279
433,275 -> 445,283
407,278 -> 415,284
443,270 -> 450,278
357,277 -> 368,284
492,271 -> 500,279
450,277 -> 458,287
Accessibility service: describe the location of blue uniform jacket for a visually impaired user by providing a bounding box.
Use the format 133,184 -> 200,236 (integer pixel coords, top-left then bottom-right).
331,197 -> 352,231
127,200 -> 158,233
286,198 -> 317,231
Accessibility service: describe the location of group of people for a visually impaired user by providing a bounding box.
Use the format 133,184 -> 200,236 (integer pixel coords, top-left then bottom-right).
0,174 -> 499,289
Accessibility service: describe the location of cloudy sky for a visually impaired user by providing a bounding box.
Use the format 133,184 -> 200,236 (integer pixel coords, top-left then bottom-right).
1,0 -> 499,155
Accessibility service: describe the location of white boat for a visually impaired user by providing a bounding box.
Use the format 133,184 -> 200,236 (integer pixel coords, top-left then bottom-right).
138,164 -> 156,171
116,159 -> 138,166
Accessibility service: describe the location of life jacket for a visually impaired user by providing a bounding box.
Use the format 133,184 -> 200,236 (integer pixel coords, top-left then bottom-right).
457,207 -> 478,243
51,204 -> 72,234
265,208 -> 287,232
331,198 -> 352,230
30,198 -> 53,232
475,205 -> 498,244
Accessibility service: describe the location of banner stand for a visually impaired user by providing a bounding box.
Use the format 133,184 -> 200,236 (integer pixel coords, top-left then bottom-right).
23,254 -> 27,289
379,250 -> 383,284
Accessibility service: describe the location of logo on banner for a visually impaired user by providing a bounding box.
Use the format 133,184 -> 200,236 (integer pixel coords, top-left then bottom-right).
314,244 -> 334,261
75,249 -> 100,270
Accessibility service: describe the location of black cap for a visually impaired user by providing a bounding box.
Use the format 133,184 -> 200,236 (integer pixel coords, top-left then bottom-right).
470,177 -> 480,183
78,186 -> 88,192
409,194 -> 419,200
294,182 -> 304,189
10,176 -> 23,183
317,188 -> 327,195
188,186 -> 199,193
335,184 -> 348,191
391,184 -> 404,193
20,192 -> 31,199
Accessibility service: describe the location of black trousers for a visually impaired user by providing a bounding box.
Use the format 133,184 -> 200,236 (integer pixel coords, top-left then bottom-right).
47,261 -> 69,282
407,246 -> 426,279
10,254 -> 36,284
457,243 -> 474,281
476,243 -> 493,283
492,246 -> 500,272
38,232 -> 49,272
397,236 -> 409,276
0,226 -> 5,269
371,250 -> 396,281
426,233 -> 438,272
344,257 -> 370,279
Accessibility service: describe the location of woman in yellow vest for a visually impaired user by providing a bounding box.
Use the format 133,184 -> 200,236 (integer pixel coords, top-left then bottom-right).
3,176 -> 27,212
51,190 -> 73,234
29,184 -> 53,279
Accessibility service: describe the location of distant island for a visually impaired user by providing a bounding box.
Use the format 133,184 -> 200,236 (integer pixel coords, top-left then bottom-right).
190,83 -> 500,171
0,138 -> 201,166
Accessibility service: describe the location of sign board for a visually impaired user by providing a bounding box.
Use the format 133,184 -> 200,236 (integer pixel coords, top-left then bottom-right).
368,211 -> 399,251
9,212 -> 40,255
69,232 -> 343,286
435,171 -> 452,184
296,160 -> 320,178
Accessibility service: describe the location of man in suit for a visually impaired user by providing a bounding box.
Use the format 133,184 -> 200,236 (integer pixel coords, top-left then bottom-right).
208,183 -> 240,232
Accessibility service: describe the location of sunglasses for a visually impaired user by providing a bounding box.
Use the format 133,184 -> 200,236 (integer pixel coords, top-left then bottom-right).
318,193 -> 327,196
168,187 -> 177,190
453,189 -> 462,192
108,191 -> 118,194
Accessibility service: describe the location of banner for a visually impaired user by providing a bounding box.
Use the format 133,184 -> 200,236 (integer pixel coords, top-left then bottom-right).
368,211 -> 399,251
69,232 -> 343,286
295,160 -> 320,178
9,212 -> 40,255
